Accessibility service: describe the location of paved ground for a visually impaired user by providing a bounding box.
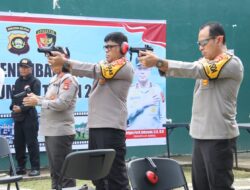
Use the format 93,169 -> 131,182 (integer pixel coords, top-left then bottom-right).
1,152 -> 250,190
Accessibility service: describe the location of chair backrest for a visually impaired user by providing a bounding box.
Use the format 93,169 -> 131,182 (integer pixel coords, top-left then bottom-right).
128,157 -> 189,190
0,136 -> 23,190
0,136 -> 17,175
0,136 -> 11,157
59,149 -> 116,181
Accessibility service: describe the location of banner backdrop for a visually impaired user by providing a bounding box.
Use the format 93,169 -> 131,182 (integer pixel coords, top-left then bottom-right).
0,12 -> 167,151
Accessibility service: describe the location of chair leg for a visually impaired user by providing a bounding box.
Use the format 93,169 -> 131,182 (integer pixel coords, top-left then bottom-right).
56,185 -> 62,190
7,183 -> 11,190
184,184 -> 189,190
15,182 -> 20,190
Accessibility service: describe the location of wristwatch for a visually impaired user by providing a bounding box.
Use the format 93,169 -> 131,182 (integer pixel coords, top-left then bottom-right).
156,59 -> 164,68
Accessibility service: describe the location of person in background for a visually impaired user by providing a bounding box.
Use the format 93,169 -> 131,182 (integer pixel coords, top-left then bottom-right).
127,57 -> 165,129
0,67 -> 5,94
23,47 -> 79,189
139,22 -> 243,190
46,32 -> 133,190
10,58 -> 41,176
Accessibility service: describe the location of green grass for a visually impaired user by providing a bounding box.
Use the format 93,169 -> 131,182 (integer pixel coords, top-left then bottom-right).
10,167 -> 249,190
182,166 -> 250,183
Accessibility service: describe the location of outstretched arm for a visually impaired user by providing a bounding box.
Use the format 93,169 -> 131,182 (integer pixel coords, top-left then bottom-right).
48,52 -> 133,81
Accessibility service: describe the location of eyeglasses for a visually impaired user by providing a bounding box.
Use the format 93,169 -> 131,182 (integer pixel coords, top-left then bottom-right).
197,37 -> 215,47
103,44 -> 119,50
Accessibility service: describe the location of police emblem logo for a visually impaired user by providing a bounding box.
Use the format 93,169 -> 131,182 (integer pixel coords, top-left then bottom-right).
202,79 -> 209,86
6,26 -> 31,55
21,59 -> 28,64
36,29 -> 56,48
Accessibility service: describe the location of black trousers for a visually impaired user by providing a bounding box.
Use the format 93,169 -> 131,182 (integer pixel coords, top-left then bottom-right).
89,128 -> 130,190
45,135 -> 76,189
14,116 -> 40,170
192,138 -> 236,190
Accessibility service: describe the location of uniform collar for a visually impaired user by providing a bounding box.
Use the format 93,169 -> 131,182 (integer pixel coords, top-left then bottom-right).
58,72 -> 65,78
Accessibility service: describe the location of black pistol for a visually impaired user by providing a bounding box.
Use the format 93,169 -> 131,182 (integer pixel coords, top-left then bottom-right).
129,45 -> 154,61
13,86 -> 32,98
37,46 -> 70,57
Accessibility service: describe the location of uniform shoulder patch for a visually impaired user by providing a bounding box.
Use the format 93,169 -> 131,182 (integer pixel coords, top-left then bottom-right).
100,57 -> 126,79
63,78 -> 72,90
201,53 -> 232,79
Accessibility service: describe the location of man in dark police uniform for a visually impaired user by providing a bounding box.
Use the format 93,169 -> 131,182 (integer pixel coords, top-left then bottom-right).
10,58 -> 41,176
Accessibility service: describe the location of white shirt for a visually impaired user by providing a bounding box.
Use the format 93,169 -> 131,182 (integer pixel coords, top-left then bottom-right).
0,68 -> 5,93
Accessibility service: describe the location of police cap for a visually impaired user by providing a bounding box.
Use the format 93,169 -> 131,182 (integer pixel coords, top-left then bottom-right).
19,58 -> 33,68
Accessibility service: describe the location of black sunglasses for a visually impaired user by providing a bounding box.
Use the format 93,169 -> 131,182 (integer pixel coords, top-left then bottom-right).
197,37 -> 215,47
103,44 -> 120,50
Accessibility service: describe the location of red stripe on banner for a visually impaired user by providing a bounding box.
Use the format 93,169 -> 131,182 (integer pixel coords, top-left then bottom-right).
123,23 -> 166,47
0,15 -> 166,47
126,129 -> 166,139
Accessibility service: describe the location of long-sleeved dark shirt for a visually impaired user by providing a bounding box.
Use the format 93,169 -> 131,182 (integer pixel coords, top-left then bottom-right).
10,74 -> 41,117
